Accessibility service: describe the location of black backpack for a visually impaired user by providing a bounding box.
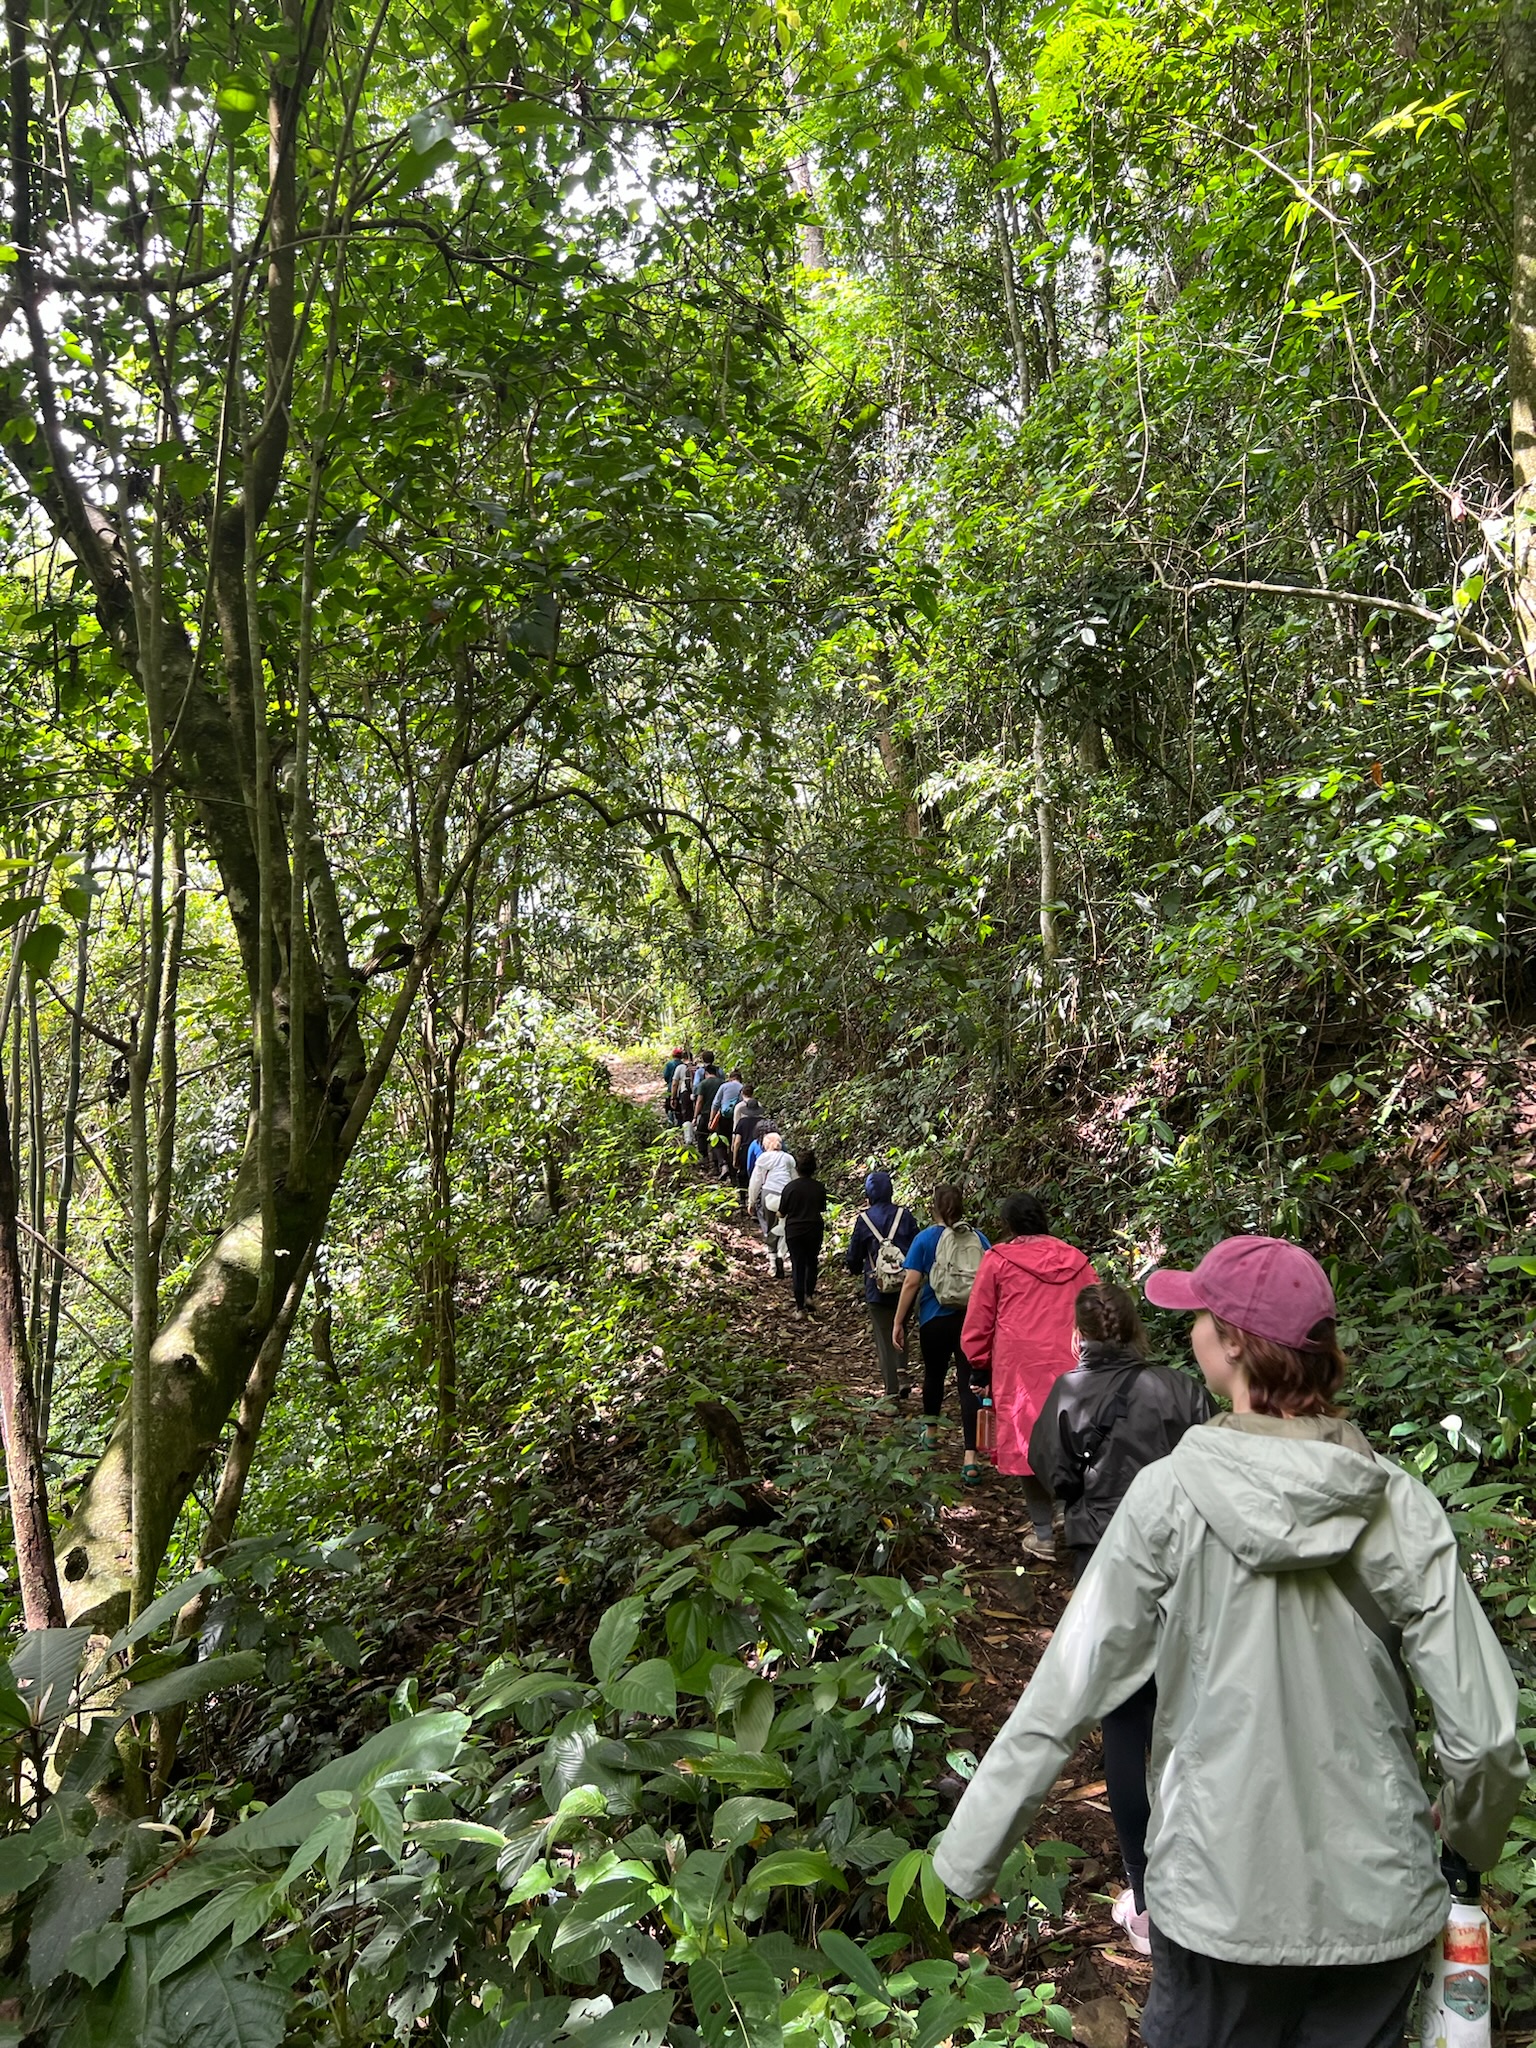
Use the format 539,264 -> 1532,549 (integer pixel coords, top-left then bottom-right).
1056,1369 -> 1143,1507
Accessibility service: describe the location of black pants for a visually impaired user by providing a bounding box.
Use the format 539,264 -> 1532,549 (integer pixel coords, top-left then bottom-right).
919,1312 -> 978,1451
1141,1925 -> 1425,2048
1102,1677 -> 1156,1914
786,1230 -> 822,1308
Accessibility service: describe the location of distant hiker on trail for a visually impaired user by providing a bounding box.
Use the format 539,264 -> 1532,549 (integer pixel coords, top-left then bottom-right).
731,1085 -> 765,1213
662,1047 -> 685,1125
961,1192 -> 1095,1554
745,1117 -> 776,1181
892,1186 -> 991,1484
844,1169 -> 918,1406
711,1068 -> 745,1180
936,1235 -> 1527,2048
670,1053 -> 695,1136
1028,1282 -> 1212,1957
747,1131 -> 796,1278
693,1056 -> 722,1169
775,1149 -> 828,1316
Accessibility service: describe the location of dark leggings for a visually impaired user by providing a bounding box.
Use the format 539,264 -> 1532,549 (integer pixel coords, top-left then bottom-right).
919,1312 -> 978,1451
1102,1677 -> 1156,1914
786,1231 -> 822,1308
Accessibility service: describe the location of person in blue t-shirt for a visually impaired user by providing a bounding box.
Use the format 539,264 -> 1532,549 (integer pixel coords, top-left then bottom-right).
892,1185 -> 991,1484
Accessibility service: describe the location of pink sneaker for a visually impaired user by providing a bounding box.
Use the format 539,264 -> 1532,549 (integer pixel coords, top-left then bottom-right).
1111,1888 -> 1151,1956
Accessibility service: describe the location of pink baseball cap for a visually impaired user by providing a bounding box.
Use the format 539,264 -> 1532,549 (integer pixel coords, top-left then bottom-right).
1144,1236 -> 1336,1349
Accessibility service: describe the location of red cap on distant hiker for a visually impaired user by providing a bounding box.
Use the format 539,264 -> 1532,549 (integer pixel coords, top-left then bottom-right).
1144,1235 -> 1335,1349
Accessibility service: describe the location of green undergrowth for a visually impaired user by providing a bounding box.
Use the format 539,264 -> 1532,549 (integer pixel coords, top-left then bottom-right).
0,1050 -> 1082,2047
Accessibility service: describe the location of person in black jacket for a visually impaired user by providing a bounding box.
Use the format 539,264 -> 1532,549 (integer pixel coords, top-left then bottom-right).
1027,1282 -> 1211,1957
775,1151 -> 828,1316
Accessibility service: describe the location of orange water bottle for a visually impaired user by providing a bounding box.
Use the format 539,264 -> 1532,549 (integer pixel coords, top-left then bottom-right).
974,1375 -> 996,1463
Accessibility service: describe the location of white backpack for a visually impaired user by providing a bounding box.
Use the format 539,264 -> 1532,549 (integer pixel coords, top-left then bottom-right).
930,1223 -> 984,1309
868,1211 -> 911,1294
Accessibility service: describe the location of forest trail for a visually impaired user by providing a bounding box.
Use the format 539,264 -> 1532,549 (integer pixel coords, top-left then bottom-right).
606,1054 -> 1152,2043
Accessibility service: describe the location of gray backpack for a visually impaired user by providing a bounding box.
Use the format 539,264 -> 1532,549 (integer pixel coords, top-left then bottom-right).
867,1211 -> 911,1294
930,1224 -> 984,1309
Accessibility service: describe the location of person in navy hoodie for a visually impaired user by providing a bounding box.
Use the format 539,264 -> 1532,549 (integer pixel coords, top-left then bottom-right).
844,1170 -> 920,1405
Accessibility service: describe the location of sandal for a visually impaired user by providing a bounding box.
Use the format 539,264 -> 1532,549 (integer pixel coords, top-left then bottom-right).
961,1461 -> 984,1487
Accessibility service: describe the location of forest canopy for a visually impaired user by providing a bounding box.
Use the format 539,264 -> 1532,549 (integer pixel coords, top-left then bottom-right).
0,0 -> 1533,2038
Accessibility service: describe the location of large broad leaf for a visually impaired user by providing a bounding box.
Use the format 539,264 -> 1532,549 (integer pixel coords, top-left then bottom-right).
589,1597 -> 646,1687
468,1667 -> 579,1722
55,1929 -> 172,2048
161,1945 -> 287,2048
100,1571 -> 223,1663
689,1951 -> 782,2048
817,1930 -> 888,2003
740,1849 -> 845,1897
222,1711 -> 468,1851
0,1834 -> 47,1893
116,1652 -> 265,1721
683,1749 -> 790,1790
561,1990 -> 673,2048
146,1887 -> 251,1984
732,1678 -> 774,1755
64,1920 -> 128,1988
29,1853 -> 128,1987
911,1992 -> 969,2048
709,1796 -> 794,1852
10,1628 -> 91,1734
603,1660 -> 676,1720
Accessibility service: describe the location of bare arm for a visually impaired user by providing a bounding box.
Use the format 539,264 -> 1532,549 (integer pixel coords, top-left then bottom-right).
891,1268 -> 923,1347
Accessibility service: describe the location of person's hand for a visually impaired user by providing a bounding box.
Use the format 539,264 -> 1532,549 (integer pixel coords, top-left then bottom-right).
892,1319 -> 906,1348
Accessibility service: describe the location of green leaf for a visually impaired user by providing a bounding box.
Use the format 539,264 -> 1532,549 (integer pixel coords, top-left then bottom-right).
159,1945 -> 287,2048
222,1711 -> 467,1851
919,1854 -> 946,1928
563,1990 -> 674,2048
590,1596 -> 646,1686
0,1835 -> 47,1894
103,1570 -> 223,1660
116,1652 -> 264,1721
604,1658 -> 676,1719
30,1853 -> 128,1987
146,1887 -> 249,1984
912,1992 -> 968,2048
684,1748 -> 791,1789
741,1847 -> 846,1895
884,1847 -> 922,1923
408,1818 -> 508,1852
65,1918 -> 127,1987
214,81 -> 262,134
689,1951 -> 782,2048
10,1626 -> 90,1733
467,1666 -> 578,1720
817,1929 -> 888,2002
318,1624 -> 361,1671
709,1796 -> 794,1852
732,1676 -> 774,1754
22,922 -> 67,979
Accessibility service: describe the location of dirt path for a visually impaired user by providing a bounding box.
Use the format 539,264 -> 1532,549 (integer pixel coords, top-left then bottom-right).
611,1055 -> 1150,2041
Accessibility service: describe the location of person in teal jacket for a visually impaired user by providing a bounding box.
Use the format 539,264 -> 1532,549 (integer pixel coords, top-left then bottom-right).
934,1235 -> 1527,2048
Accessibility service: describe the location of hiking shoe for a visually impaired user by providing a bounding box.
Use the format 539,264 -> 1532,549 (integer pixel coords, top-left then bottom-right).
1111,1890 -> 1151,1956
1023,1527 -> 1055,1561
773,1257 -> 784,1279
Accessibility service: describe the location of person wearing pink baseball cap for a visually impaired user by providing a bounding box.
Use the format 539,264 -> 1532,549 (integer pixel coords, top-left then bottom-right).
934,1232 -> 1527,2048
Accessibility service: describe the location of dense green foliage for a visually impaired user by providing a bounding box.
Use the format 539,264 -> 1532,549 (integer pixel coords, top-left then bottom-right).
1,0 -> 1535,2037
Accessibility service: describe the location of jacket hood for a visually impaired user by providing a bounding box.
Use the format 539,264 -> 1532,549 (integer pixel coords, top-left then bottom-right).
1172,1426 -> 1388,1571
1078,1340 -> 1144,1374
865,1170 -> 893,1203
997,1235 -> 1094,1285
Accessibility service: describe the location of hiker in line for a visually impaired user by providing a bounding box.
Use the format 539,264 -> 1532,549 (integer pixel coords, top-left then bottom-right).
961,1192 -> 1095,1554
710,1068 -> 745,1180
731,1084 -> 765,1214
936,1235 -> 1527,2048
747,1131 -> 796,1278
745,1117 -> 776,1182
670,1053 -> 695,1139
844,1170 -> 919,1405
693,1055 -> 722,1169
1028,1282 -> 1212,1956
662,1047 -> 686,1125
775,1149 -> 828,1316
892,1186 -> 991,1483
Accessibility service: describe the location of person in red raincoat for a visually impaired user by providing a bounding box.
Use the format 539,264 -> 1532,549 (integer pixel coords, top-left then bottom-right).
961,1192 -> 1096,1556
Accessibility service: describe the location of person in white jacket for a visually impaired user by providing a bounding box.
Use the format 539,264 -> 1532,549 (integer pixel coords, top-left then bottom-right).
746,1133 -> 796,1278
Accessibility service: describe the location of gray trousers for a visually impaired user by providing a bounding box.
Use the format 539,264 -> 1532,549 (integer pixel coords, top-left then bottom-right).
866,1298 -> 909,1398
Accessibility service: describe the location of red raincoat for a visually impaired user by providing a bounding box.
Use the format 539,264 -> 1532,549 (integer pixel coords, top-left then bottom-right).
960,1236 -> 1097,1476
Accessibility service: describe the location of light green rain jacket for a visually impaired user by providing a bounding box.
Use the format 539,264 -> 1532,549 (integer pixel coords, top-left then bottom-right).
933,1414 -> 1529,1967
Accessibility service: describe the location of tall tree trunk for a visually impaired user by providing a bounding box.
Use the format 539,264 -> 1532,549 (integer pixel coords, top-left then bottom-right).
1505,0 -> 1536,674
0,1049 -> 65,1630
